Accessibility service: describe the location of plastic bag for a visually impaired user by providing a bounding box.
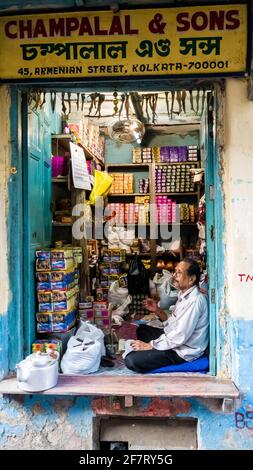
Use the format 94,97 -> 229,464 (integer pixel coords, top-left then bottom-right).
89,170 -> 113,205
108,280 -> 129,305
153,270 -> 178,309
110,294 -> 132,317
127,255 -> 150,295
75,321 -> 105,355
60,322 -> 105,374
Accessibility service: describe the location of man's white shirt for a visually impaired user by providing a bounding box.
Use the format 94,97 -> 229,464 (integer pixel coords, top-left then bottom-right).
151,286 -> 209,361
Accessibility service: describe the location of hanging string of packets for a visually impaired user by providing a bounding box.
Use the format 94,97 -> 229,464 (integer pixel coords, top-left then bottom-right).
27,89 -> 207,120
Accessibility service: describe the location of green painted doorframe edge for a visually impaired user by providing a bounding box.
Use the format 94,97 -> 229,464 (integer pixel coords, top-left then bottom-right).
6,80 -> 224,376
7,87 -> 24,371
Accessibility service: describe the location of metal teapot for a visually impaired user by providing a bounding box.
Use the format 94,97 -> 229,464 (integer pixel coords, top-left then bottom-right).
16,350 -> 59,392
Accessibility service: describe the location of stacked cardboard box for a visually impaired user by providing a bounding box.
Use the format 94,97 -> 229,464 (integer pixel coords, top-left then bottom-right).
35,247 -> 81,333
109,173 -> 134,194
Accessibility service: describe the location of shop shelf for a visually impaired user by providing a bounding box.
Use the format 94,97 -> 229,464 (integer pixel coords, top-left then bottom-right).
52,221 -> 72,227
106,163 -> 150,168
156,192 -> 198,196
107,193 -> 150,197
52,177 -> 68,183
52,134 -> 104,168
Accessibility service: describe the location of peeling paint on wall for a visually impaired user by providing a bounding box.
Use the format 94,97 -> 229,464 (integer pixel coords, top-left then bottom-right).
92,397 -> 191,417
0,395 -> 93,450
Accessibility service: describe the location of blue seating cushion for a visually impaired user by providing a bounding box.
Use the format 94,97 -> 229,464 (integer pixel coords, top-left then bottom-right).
148,356 -> 209,374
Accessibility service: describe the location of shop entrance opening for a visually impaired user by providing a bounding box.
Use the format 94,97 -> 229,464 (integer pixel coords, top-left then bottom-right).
22,85 -> 215,377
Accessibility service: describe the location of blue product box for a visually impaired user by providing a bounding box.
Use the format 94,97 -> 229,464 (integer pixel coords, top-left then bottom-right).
38,302 -> 53,313
37,282 -> 51,291
36,250 -> 51,260
52,310 -> 77,332
36,272 -> 51,282
36,313 -> 53,332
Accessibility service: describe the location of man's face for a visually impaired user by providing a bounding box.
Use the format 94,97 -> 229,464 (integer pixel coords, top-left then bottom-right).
172,261 -> 196,292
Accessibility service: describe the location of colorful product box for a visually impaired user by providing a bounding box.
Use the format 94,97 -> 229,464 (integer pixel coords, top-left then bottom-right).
51,248 -> 73,260
72,247 -> 83,264
51,258 -> 74,271
36,258 -> 51,271
37,291 -> 52,303
36,250 -> 51,260
31,340 -> 62,364
36,310 -> 77,333
79,309 -> 94,321
94,308 -> 110,318
52,310 -> 77,332
52,287 -> 77,302
79,300 -> 93,309
93,301 -> 108,310
94,317 -> 110,328
38,302 -> 53,313
53,294 -> 77,312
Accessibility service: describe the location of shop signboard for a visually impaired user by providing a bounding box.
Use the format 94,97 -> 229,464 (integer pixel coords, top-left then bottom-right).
0,3 -> 249,81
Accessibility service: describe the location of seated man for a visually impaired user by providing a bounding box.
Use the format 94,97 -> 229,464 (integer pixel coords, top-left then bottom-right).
124,258 -> 209,373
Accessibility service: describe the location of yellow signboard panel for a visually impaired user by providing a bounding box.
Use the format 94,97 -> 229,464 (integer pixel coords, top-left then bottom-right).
0,4 -> 248,80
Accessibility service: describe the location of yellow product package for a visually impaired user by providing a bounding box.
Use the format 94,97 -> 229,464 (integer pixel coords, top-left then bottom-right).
89,170 -> 113,205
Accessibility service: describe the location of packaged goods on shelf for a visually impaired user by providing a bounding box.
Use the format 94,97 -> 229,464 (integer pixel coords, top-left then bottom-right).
93,301 -> 109,316
109,173 -> 124,194
93,301 -> 110,329
123,174 -> 134,194
132,146 -> 199,163
109,173 -> 134,194
79,299 -> 94,322
138,177 -> 150,194
132,147 -> 142,163
142,147 -> 152,163
135,196 -> 150,204
94,317 -> 110,329
102,248 -> 126,263
187,145 -> 199,162
66,112 -> 83,138
180,203 -> 196,224
37,287 -> 78,313
51,248 -> 74,260
155,163 -> 197,193
52,155 -> 68,177
32,339 -> 62,356
152,146 -> 161,162
36,258 -> 51,271
35,250 -> 79,335
156,196 -> 179,224
107,203 -> 150,225
36,309 -> 77,333
79,308 -> 94,322
72,247 -> 83,264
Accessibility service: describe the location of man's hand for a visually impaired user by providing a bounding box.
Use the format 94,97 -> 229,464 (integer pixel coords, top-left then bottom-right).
143,298 -> 168,322
142,298 -> 158,313
131,340 -> 152,351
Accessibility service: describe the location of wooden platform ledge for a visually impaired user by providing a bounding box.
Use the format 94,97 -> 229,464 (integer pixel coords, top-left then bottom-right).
0,374 -> 239,399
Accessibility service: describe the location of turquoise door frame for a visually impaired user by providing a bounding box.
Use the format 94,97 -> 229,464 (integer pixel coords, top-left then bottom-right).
2,88 -> 24,376
5,80 -> 224,376
22,94 -> 52,354
200,91 -> 216,375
